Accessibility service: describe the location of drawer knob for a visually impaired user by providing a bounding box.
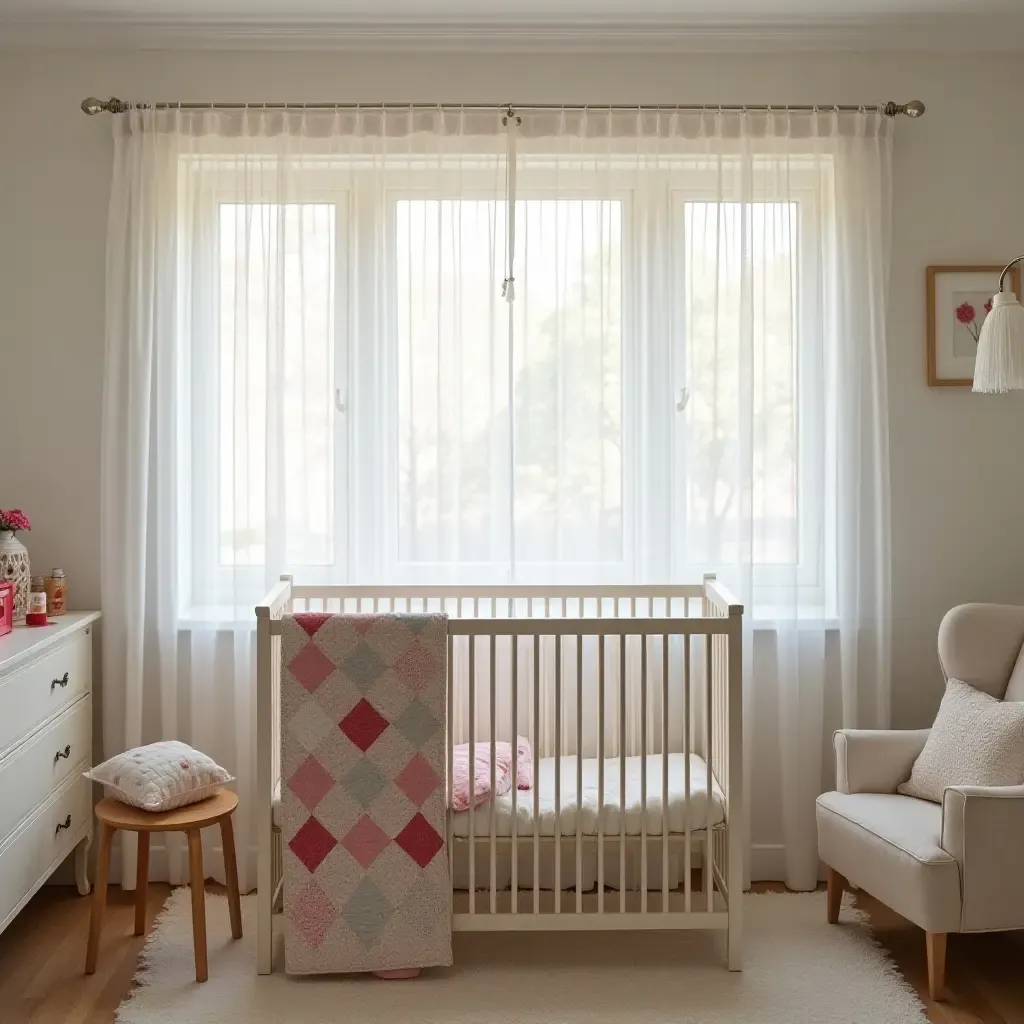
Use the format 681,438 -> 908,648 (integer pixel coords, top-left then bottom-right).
54,744 -> 72,763
51,672 -> 69,690
55,814 -> 72,835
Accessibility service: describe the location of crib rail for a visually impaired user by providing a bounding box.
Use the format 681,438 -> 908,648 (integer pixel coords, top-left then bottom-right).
256,573 -> 742,969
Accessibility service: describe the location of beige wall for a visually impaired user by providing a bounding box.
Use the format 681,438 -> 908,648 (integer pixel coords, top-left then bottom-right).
1,48 -> 1022,729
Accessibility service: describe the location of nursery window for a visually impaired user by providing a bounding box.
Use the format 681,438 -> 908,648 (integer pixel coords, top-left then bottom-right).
180,154 -> 836,613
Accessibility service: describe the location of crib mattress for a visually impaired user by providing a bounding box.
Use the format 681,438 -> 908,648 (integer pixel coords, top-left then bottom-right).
453,753 -> 724,838
273,752 -> 725,837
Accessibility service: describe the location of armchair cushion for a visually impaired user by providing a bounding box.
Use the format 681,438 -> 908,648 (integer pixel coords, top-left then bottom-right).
942,784 -> 1024,932
816,791 -> 961,934
898,679 -> 1024,803
834,729 -> 930,795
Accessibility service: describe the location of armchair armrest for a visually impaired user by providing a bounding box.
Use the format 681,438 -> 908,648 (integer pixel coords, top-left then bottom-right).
941,784 -> 1024,932
833,729 -> 930,795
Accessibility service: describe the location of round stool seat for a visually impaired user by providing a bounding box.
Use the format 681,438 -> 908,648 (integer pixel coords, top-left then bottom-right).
95,790 -> 238,831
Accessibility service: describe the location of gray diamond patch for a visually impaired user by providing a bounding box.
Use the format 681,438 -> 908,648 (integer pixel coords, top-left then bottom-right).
342,878 -> 393,947
394,699 -> 439,747
344,759 -> 387,808
341,642 -> 386,692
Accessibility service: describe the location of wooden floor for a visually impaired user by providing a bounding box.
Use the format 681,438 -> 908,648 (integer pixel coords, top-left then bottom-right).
1,882 -> 1022,1023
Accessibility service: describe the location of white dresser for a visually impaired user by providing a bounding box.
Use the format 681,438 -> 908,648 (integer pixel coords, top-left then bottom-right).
0,612 -> 99,935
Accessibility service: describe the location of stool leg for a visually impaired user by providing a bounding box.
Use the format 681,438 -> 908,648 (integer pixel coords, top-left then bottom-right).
85,823 -> 114,974
134,832 -> 150,936
187,829 -> 208,983
220,813 -> 243,940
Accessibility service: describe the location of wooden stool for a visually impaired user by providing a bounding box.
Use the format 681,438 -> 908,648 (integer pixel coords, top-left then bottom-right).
85,790 -> 242,983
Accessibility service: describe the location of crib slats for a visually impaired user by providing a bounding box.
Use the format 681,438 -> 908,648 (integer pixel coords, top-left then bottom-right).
489,633 -> 497,915
469,635 -> 476,911
554,632 -> 562,909
684,632 -> 692,913
662,632 -> 670,912
705,630 -> 712,912
640,634 -> 648,913
576,633 -> 583,915
533,630 -> 540,915
597,625 -> 606,915
619,634 -> 627,913
511,632 -> 519,912
447,631 -> 455,917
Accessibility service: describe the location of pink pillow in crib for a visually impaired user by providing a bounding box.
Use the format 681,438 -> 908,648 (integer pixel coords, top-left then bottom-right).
451,735 -> 532,811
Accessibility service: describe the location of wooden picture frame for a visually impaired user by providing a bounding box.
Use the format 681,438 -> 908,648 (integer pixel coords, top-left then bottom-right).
927,265 -> 1022,387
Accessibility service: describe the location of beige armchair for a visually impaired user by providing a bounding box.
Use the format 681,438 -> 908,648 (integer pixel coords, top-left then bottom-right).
816,604 -> 1024,1001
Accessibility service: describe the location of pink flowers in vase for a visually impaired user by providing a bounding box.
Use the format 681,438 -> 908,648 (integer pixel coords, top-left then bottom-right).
0,509 -> 31,536
955,299 -> 993,343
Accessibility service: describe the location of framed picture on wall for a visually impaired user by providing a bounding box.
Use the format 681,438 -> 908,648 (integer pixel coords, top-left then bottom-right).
927,265 -> 1022,386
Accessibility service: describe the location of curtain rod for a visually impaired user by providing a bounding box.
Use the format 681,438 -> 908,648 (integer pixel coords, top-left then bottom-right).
80,97 -> 926,118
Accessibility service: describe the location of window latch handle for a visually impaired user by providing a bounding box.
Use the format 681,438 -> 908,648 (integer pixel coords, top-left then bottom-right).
335,389 -> 347,414
676,387 -> 690,412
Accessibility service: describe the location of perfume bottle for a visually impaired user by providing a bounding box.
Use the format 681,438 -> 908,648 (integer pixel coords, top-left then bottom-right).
45,569 -> 67,616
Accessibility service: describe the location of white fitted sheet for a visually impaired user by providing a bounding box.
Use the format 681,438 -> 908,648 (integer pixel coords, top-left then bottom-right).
450,753 -> 724,838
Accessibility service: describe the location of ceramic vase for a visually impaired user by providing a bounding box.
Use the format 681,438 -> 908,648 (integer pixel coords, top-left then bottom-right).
0,531 -> 30,621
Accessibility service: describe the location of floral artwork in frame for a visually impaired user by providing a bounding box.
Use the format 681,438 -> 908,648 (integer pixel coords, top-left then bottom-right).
926,265 -> 1023,386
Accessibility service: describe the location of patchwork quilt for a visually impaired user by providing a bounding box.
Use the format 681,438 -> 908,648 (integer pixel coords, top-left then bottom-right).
281,612 -> 452,974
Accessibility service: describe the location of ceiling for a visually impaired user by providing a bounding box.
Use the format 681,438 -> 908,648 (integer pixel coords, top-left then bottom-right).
2,0 -> 1022,50
0,0 -> 1020,13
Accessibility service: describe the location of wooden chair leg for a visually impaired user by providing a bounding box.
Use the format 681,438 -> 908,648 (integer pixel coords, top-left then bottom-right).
134,831 -> 150,936
187,829 -> 208,983
220,813 -> 243,940
826,867 -> 847,924
85,823 -> 114,974
926,932 -> 947,1002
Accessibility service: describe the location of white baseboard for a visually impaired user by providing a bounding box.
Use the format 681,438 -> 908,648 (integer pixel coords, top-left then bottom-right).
750,843 -> 787,882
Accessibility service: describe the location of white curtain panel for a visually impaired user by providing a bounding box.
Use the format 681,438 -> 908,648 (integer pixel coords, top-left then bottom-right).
101,106 -> 891,891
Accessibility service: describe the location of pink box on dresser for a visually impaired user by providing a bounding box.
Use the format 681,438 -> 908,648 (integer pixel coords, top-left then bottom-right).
0,581 -> 13,637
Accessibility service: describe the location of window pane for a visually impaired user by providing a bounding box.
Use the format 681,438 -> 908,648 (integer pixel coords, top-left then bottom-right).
219,203 -> 336,567
395,198 -> 623,568
513,199 -> 623,564
682,200 -> 799,567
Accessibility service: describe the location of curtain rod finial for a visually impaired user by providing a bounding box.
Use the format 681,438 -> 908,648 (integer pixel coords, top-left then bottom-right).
81,97 -> 130,115
883,99 -> 925,118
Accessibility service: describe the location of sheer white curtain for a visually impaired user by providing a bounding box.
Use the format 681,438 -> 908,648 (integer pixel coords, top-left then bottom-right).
101,105 -> 890,891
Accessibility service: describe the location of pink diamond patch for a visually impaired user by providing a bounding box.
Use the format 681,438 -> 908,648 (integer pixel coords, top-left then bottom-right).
288,756 -> 335,811
288,642 -> 335,693
394,754 -> 442,807
294,612 -> 332,637
341,814 -> 391,868
393,639 -> 442,692
290,880 -> 338,947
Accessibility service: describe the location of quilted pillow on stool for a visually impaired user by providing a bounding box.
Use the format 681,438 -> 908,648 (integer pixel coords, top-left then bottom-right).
85,741 -> 234,812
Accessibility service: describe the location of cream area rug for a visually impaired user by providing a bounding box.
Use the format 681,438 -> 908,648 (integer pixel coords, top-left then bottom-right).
117,889 -> 928,1024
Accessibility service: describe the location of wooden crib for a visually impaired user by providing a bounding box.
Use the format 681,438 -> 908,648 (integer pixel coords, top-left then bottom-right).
255,576 -> 743,973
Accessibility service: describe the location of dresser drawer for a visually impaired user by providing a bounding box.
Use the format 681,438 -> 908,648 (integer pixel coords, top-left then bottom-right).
0,697 -> 91,842
0,632 -> 92,758
0,775 -> 91,930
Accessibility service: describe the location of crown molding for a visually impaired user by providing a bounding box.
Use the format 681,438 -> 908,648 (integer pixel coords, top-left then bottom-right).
2,12 -> 1023,53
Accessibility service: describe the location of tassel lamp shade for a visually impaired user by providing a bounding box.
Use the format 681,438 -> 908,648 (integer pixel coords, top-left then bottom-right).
973,257 -> 1024,393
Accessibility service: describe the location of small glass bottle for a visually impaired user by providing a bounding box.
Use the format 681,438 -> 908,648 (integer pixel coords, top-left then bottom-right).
45,569 -> 67,616
27,575 -> 48,625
